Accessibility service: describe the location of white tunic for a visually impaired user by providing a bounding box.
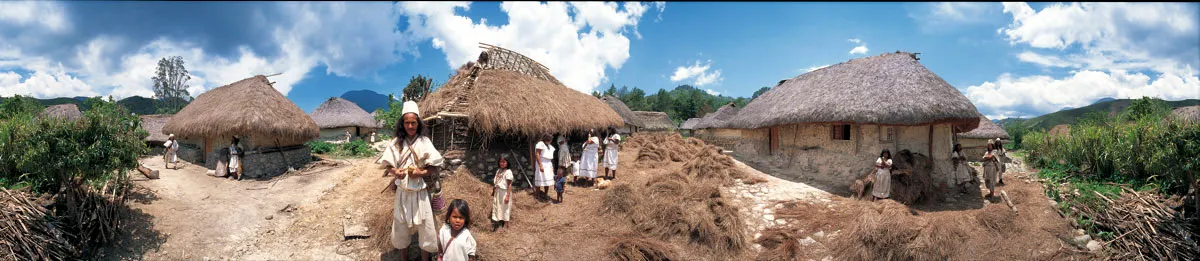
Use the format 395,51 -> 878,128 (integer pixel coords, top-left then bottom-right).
579,137 -> 601,179
871,158 -> 893,198
437,226 -> 476,261
603,134 -> 620,170
164,140 -> 179,163
533,141 -> 556,187
379,137 -> 444,226
952,151 -> 972,184
228,144 -> 241,172
492,169 -> 513,221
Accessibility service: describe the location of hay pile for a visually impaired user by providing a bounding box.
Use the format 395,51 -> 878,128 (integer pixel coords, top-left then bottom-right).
629,133 -> 710,169
1,188 -> 75,261
829,200 -> 968,260
681,144 -> 748,184
609,236 -> 677,261
975,204 -> 1019,234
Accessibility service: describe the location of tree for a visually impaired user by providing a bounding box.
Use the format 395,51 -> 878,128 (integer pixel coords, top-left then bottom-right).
592,91 -> 602,98
1121,96 -> 1170,122
375,94 -> 405,131
402,75 -> 434,102
617,85 -> 630,98
751,86 -> 771,100
625,87 -> 647,111
603,84 -> 618,97
152,56 -> 192,114
0,95 -> 43,120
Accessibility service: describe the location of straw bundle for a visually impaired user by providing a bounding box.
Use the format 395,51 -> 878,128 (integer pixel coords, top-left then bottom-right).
975,204 -> 1019,235
609,235 -> 676,261
830,200 -> 923,260
887,150 -> 942,205
600,183 -> 639,216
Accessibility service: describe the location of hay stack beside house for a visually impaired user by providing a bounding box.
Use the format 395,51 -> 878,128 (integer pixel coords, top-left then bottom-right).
39,104 -> 83,121
602,95 -> 643,135
163,75 -> 318,179
309,97 -> 382,143
955,117 -> 1010,160
418,43 -> 624,185
727,51 -> 982,187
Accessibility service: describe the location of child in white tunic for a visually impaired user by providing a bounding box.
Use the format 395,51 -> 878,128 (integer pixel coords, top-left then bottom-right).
491,158 -> 513,229
439,199 -> 477,261
602,127 -> 620,180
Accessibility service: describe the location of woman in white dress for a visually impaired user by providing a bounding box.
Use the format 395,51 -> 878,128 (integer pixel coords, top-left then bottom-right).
533,134 -> 556,200
228,136 -> 243,180
871,149 -> 893,202
379,101 -> 445,261
491,157 -> 513,231
579,129 -> 601,187
952,144 -> 973,195
602,126 -> 620,180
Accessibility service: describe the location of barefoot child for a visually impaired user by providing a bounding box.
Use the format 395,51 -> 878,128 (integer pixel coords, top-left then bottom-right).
439,199 -> 477,261
491,158 -> 513,230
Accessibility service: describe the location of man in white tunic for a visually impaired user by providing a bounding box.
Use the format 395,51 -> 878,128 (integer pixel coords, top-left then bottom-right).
602,127 -> 620,180
379,101 -> 445,261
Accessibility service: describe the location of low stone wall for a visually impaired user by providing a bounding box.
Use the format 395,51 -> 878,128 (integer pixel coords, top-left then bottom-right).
176,143 -> 205,164
241,147 -> 312,179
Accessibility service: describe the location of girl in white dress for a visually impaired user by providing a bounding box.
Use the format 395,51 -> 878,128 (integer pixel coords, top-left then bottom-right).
533,134 -> 556,200
579,129 -> 601,187
602,127 -> 620,180
871,149 -> 893,202
491,157 -> 513,230
952,144 -> 973,195
438,199 -> 476,261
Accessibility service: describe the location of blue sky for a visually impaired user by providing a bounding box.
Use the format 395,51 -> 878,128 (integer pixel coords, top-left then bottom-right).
1,2 -> 1197,119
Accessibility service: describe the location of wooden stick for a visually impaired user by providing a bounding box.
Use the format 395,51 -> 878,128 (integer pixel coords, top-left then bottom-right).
1000,190 -> 1018,214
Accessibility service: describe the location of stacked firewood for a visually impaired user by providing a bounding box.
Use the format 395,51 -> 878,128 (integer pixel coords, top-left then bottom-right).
1083,188 -> 1198,260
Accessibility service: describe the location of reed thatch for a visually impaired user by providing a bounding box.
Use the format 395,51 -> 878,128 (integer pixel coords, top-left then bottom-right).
39,104 -> 82,121
695,103 -> 741,129
731,51 -> 982,131
310,97 -> 381,129
1172,105 -> 1200,124
602,96 -> 644,129
419,44 -> 623,137
634,111 -> 675,131
679,118 -> 702,130
138,114 -> 172,142
956,116 -> 1010,139
163,75 -> 318,144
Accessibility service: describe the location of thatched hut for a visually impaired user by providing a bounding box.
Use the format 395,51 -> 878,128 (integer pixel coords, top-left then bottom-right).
418,43 -> 624,185
310,97 -> 382,142
602,96 -> 643,135
39,104 -> 83,121
1171,105 -> 1200,125
693,102 -> 744,150
633,111 -> 675,133
162,75 -> 318,179
679,117 -> 702,136
727,51 -> 982,187
955,117 -> 1010,160
139,114 -> 172,152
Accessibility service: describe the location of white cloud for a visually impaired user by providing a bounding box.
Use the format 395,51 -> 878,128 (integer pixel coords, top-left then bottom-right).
848,38 -> 868,55
964,69 -> 1200,119
0,1 -> 69,33
908,2 -> 1000,33
669,60 -> 722,86
704,89 -> 720,96
398,1 -> 662,94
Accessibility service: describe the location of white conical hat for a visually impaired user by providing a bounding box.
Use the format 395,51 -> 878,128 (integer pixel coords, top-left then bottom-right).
401,101 -> 420,117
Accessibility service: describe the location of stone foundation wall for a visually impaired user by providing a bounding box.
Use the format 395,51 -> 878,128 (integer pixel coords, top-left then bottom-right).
240,147 -> 312,179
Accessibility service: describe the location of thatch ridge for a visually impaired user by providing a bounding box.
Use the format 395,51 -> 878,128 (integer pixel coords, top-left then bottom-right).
163,75 -> 318,144
679,118 -> 702,130
603,96 -> 644,129
634,111 -> 675,131
39,104 -> 82,121
310,97 -> 381,129
957,117 -> 1010,139
731,51 -> 982,131
695,103 -> 741,129
419,44 -> 623,137
139,114 -> 172,142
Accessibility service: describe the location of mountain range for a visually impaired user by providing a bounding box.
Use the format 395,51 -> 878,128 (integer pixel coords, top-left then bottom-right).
998,98 -> 1200,131
339,89 -> 392,113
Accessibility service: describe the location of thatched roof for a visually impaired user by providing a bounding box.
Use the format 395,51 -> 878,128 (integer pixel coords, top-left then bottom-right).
1049,124 -> 1070,138
695,103 -> 741,129
1172,105 -> 1200,124
730,51 -> 982,131
39,104 -> 82,121
139,114 -> 172,142
310,97 -> 380,129
602,96 -> 643,129
634,111 -> 675,131
419,43 -> 623,137
163,75 -> 318,144
956,117 -> 1010,139
679,118 -> 702,130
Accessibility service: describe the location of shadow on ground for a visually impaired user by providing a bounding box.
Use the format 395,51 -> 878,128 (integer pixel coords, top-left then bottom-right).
86,202 -> 168,260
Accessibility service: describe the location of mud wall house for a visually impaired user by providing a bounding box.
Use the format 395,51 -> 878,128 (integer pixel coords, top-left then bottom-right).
39,104 -> 83,121
634,111 -> 676,133
418,44 -> 624,186
602,95 -> 643,135
955,117 -> 1010,161
139,114 -> 172,154
163,75 -> 319,179
310,97 -> 383,142
679,117 -> 702,136
727,51 -> 982,187
693,102 -> 745,150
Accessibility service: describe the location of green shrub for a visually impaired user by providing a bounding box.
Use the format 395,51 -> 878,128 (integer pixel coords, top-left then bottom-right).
307,141 -> 336,154
336,139 -> 376,158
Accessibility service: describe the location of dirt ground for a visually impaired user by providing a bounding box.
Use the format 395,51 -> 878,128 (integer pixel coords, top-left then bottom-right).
92,141 -> 1095,260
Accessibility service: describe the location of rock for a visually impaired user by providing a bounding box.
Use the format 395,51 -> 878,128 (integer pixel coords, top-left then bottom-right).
775,219 -> 786,225
343,221 -> 370,240
1075,229 -> 1086,236
266,215 -> 274,220
1073,234 -> 1091,245
763,208 -> 774,215
754,232 -> 762,239
944,197 -> 958,203
799,237 -> 817,246
1086,240 -> 1103,252
813,231 -> 825,240
764,214 -> 775,221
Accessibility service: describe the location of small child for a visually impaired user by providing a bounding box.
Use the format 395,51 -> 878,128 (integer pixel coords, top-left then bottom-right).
491,158 -> 513,231
554,164 -> 567,204
438,199 -> 477,261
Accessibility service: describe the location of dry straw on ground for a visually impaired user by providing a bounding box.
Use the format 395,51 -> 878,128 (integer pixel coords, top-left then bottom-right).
609,235 -> 676,261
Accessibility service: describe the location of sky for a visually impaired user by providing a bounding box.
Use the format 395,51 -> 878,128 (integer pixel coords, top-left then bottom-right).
0,2 -> 1197,120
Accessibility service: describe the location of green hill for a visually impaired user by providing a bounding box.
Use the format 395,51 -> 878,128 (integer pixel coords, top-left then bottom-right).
1011,98 -> 1200,131
0,95 -> 189,115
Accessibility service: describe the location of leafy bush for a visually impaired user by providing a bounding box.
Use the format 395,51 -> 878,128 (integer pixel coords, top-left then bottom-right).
306,139 -> 377,158
307,140 -> 336,154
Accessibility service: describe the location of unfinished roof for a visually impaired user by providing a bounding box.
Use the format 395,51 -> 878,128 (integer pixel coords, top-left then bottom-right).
695,102 -> 741,129
310,97 -> 381,129
163,75 -> 319,144
956,117 -> 1010,139
139,114 -> 172,142
419,43 -> 623,137
634,111 -> 675,131
730,51 -> 982,131
602,96 -> 643,129
679,118 -> 703,130
39,104 -> 83,121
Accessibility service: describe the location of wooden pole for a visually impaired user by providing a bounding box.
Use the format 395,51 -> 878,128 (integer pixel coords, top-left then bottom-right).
137,165 -> 160,179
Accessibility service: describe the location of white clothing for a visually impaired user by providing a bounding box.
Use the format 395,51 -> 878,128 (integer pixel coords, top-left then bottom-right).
492,169 -> 513,221
533,141 -> 555,187
164,140 -> 179,163
579,137 -> 601,179
228,144 -> 241,173
437,225 -> 477,261
378,136 -> 444,252
871,158 -> 893,198
603,134 -> 620,170
952,151 -> 972,184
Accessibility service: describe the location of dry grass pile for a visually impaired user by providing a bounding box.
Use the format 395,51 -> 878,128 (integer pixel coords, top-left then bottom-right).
600,183 -> 639,216
1,188 -> 75,261
903,216 -> 969,261
886,150 -> 943,204
609,236 -> 677,261
829,200 -> 969,260
975,204 -> 1019,234
630,133 -> 709,167
681,145 -> 748,184
440,166 -> 496,229
754,228 -> 803,261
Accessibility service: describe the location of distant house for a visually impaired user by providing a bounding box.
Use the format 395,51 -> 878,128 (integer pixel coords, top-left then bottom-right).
693,102 -> 743,150
163,75 -> 318,179
601,95 -> 643,135
310,97 -> 382,143
678,117 -> 702,136
1172,105 -> 1200,125
728,51 -> 982,186
955,117 -> 1010,160
634,111 -> 675,133
39,104 -> 83,121
139,114 -> 172,151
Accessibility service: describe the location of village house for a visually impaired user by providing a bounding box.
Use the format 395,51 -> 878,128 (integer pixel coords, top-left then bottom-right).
955,116 -> 1010,160
602,95 -> 643,135
139,114 -> 172,153
39,104 -> 83,121
726,51 -> 982,187
678,117 -> 702,136
693,102 -> 745,150
162,75 -> 318,179
309,97 -> 382,143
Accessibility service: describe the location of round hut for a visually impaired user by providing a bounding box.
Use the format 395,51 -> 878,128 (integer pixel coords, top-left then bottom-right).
679,117 -> 702,136
694,102 -> 743,149
139,114 -> 173,152
39,104 -> 83,121
729,51 -> 982,187
633,111 -> 675,133
418,43 -> 624,185
955,116 -> 1010,160
1171,105 -> 1200,125
310,97 -> 382,143
163,75 -> 319,179
602,95 -> 643,135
